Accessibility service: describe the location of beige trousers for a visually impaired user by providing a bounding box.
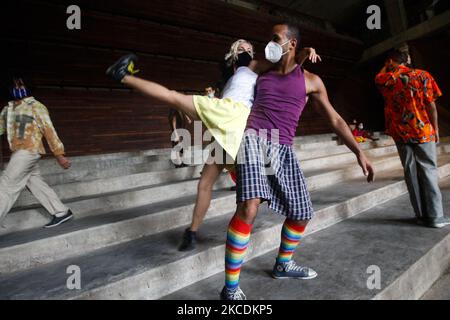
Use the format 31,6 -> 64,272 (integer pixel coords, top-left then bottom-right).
0,150 -> 68,223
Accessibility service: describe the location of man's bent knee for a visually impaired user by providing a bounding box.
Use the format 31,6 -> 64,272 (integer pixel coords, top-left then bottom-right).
237,199 -> 261,225
287,218 -> 310,227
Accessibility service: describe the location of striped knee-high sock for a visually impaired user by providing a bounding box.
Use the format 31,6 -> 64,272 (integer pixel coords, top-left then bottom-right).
276,220 -> 306,263
225,215 -> 252,290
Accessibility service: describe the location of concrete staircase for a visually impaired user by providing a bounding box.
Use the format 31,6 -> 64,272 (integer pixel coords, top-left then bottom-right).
422,268 -> 450,300
0,134 -> 449,300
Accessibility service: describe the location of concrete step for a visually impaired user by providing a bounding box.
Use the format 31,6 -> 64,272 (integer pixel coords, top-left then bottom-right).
29,139 -> 393,186
1,143 -> 448,272
421,268 -> 450,300
10,137 -> 394,188
293,133 -> 338,143
1,163 -> 448,299
295,138 -> 394,160
0,150 -> 405,238
37,148 -> 175,175
14,165 -> 204,208
164,177 -> 450,300
41,138 -> 393,186
0,139 -> 402,234
13,142 -> 402,209
0,173 -> 232,237
38,148 -> 209,185
295,140 -> 340,150
37,132 -> 342,172
294,132 -> 391,150
34,133 -> 344,176
292,132 -> 389,144
0,152 -> 410,272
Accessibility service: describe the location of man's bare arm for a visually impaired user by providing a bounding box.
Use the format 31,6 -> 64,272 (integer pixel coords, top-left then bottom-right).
306,71 -> 375,182
295,48 -> 321,66
427,102 -> 440,143
184,112 -> 192,125
169,115 -> 180,141
0,107 -> 6,136
248,59 -> 273,75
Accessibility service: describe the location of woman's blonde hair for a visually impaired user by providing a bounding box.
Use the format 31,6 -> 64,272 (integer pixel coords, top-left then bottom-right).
224,39 -> 254,67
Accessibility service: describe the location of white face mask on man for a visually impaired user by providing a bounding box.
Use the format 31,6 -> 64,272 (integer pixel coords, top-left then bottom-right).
265,40 -> 291,63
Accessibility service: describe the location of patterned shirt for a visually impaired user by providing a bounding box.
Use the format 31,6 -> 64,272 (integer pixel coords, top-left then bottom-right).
0,97 -> 65,155
375,65 -> 442,143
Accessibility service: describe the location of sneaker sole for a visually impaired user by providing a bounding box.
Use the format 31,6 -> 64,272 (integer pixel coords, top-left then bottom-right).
106,54 -> 138,76
44,214 -> 74,229
271,273 -> 318,280
178,245 -> 196,252
432,223 -> 450,228
421,223 -> 450,228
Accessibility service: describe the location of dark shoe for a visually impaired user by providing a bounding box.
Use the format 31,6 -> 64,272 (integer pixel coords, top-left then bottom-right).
272,260 -> 318,280
45,210 -> 74,228
220,286 -> 246,300
178,228 -> 197,251
418,217 -> 450,229
106,53 -> 139,82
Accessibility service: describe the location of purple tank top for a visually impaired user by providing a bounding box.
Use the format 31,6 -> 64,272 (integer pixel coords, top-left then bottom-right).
246,65 -> 307,145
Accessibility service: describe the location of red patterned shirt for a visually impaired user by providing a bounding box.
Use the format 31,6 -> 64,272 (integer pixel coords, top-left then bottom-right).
375,65 -> 442,143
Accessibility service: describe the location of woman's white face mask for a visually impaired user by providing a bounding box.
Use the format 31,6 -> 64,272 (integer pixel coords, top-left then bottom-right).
265,40 -> 291,63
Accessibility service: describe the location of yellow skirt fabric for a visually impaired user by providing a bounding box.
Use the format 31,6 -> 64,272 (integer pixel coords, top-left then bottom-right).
193,96 -> 250,161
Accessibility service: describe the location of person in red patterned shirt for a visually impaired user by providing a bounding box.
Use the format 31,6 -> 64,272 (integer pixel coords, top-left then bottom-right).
375,50 -> 449,228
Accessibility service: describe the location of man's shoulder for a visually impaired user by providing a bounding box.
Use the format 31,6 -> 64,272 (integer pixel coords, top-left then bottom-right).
410,68 -> 427,74
412,68 -> 434,80
403,67 -> 427,77
303,69 -> 316,78
25,97 -> 47,111
303,69 -> 321,84
303,69 -> 327,95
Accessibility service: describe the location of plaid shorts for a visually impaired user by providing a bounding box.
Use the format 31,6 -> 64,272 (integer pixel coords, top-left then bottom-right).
235,133 -> 314,221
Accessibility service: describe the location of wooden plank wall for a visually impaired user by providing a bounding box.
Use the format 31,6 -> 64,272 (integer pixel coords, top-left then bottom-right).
409,33 -> 450,137
1,0 -> 365,160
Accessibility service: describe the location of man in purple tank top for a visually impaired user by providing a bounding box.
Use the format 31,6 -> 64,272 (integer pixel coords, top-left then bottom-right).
221,23 -> 376,300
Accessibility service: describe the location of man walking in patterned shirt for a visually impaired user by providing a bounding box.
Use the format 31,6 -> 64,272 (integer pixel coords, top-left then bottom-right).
376,50 -> 449,229
0,77 -> 73,228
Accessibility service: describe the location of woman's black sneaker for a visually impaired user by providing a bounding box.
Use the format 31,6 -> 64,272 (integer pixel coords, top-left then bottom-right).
178,228 -> 197,251
106,54 -> 139,82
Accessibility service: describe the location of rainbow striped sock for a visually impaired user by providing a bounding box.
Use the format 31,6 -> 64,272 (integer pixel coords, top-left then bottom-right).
276,220 -> 306,264
225,215 -> 252,290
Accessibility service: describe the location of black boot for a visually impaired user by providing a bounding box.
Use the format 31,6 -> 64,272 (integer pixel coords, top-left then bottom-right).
106,53 -> 139,82
178,228 -> 197,251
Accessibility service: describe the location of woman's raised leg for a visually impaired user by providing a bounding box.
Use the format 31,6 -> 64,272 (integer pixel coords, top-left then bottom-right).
122,75 -> 200,121
106,53 -> 200,121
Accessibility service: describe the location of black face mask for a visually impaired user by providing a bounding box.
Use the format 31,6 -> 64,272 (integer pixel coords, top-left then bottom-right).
235,52 -> 253,67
